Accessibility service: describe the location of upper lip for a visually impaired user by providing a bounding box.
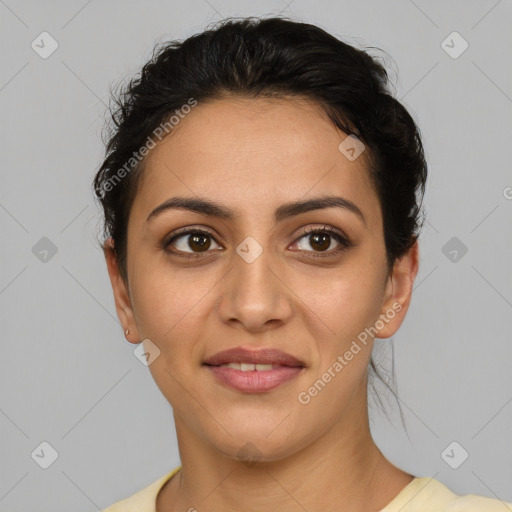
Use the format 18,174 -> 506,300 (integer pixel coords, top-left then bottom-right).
203,347 -> 306,367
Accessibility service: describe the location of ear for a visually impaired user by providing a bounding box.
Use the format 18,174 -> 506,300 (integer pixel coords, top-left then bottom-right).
103,237 -> 141,344
375,240 -> 419,339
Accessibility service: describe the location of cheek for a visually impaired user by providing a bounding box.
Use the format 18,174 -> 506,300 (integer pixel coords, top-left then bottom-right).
131,267 -> 206,404
130,256 -> 212,340
296,267 -> 382,412
306,261 -> 384,340
301,271 -> 385,402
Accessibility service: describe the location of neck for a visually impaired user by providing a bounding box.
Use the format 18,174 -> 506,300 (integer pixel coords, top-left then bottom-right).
158,391 -> 413,512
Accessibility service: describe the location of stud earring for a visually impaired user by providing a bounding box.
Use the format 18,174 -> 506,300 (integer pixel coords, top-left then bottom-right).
125,329 -> 129,335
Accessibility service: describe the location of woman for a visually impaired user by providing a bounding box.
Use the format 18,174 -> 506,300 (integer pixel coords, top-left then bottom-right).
94,16 -> 511,512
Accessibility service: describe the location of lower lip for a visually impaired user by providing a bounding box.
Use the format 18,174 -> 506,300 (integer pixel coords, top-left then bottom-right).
205,365 -> 303,393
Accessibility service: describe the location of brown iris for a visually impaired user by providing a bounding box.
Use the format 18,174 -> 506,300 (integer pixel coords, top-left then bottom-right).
309,233 -> 330,252
188,233 -> 211,252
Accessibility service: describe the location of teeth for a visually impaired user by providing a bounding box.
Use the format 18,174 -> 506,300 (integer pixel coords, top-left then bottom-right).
255,364 -> 273,371
226,362 -> 243,370
222,362 -> 276,371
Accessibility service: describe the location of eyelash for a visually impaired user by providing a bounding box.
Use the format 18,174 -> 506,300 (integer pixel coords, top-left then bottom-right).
163,225 -> 352,260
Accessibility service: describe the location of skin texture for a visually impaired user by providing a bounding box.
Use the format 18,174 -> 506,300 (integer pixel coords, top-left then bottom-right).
104,96 -> 419,512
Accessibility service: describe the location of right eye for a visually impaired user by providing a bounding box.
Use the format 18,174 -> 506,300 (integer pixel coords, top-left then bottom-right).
164,228 -> 223,257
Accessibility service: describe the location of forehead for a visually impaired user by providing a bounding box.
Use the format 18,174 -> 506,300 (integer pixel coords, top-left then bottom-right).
130,96 -> 380,229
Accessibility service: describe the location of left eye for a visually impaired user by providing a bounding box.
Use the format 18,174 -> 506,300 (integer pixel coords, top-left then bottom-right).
292,227 -> 350,254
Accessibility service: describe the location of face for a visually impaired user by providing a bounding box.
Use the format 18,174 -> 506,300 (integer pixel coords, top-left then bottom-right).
105,95 -> 418,462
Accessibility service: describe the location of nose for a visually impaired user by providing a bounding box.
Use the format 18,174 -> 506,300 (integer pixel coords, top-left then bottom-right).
217,240 -> 294,333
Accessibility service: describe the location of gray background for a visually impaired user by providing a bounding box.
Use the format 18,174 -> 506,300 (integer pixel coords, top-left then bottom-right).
1,0 -> 511,510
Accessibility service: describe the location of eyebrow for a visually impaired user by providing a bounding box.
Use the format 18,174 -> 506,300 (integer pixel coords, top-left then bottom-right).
146,195 -> 366,225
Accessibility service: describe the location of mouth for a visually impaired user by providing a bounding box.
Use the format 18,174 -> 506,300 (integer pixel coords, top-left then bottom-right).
210,362 -> 287,371
203,347 -> 306,393
203,347 -> 306,367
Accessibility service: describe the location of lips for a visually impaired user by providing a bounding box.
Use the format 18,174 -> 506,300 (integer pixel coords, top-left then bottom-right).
203,347 -> 306,393
203,347 -> 306,368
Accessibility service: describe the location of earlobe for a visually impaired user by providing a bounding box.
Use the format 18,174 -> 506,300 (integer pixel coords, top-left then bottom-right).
375,240 -> 419,339
103,237 -> 141,344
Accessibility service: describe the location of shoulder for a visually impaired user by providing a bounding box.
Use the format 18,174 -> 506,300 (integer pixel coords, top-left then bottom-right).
384,477 -> 512,512
102,467 -> 181,512
446,493 -> 512,511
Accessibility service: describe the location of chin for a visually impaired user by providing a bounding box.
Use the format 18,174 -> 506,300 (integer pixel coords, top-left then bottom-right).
205,421 -> 310,465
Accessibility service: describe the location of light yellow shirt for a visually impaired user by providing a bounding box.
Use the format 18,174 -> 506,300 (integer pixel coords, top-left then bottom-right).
102,466 -> 512,511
